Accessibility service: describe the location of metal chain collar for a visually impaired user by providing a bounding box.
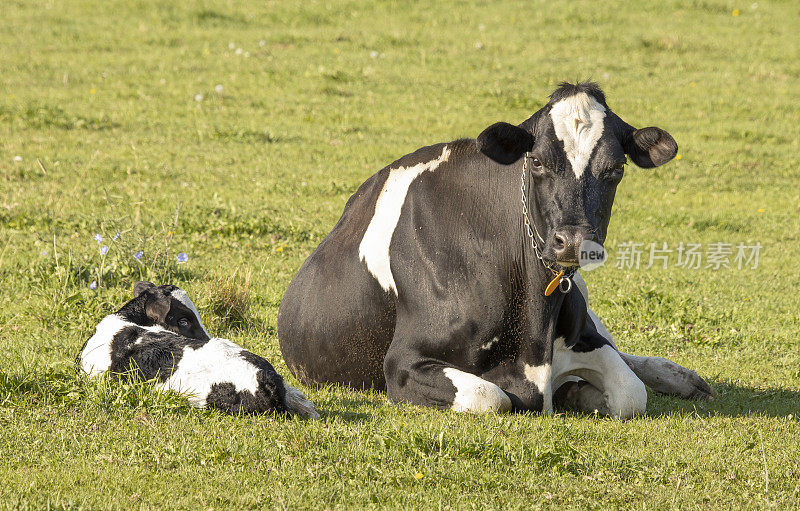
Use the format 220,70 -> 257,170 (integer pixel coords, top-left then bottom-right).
520,153 -> 575,294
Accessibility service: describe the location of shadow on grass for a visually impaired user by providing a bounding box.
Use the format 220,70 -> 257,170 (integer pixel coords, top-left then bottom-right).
5,364 -> 796,421
647,380 -> 800,419
314,396 -> 380,423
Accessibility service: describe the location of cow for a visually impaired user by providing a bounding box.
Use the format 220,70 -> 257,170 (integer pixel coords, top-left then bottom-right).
278,82 -> 712,418
78,282 -> 318,418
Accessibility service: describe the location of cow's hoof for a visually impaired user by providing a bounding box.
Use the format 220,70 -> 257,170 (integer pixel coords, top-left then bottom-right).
685,375 -> 715,401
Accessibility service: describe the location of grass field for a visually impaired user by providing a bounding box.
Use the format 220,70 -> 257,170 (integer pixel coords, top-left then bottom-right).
2,0 -> 799,508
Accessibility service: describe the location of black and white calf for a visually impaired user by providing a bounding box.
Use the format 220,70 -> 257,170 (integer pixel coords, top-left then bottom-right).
278,82 -> 712,418
78,282 -> 318,418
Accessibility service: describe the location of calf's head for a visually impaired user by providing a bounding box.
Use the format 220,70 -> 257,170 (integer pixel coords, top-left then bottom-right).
118,281 -> 211,341
478,82 -> 678,267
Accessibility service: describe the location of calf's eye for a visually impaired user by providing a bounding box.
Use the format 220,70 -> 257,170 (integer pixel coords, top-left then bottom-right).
531,158 -> 543,169
178,318 -> 190,328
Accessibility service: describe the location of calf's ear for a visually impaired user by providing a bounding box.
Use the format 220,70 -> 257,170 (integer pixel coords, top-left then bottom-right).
624,126 -> 678,168
477,122 -> 534,165
133,281 -> 156,298
145,289 -> 171,324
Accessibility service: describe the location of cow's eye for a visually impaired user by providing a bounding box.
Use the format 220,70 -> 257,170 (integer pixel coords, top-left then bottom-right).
529,157 -> 546,174
178,318 -> 190,328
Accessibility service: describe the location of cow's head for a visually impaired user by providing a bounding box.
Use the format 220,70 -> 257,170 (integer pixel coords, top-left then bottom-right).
121,281 -> 211,341
477,82 -> 677,267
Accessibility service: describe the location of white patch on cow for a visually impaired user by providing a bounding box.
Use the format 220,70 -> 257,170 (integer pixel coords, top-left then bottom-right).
170,288 -> 211,338
359,146 -> 452,295
549,93 -> 606,179
159,338 -> 258,407
550,336 -> 646,419
283,383 -> 319,419
480,337 -> 499,351
442,367 -> 511,413
524,361 -> 553,415
78,314 -> 167,376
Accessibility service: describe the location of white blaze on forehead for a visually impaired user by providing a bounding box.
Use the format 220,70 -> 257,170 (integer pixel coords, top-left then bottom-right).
359,146 -> 451,295
170,288 -> 210,338
442,367 -> 512,413
549,93 -> 607,179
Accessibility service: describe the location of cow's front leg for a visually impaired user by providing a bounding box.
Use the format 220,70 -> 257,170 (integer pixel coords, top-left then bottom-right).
383,343 -> 512,413
587,309 -> 714,400
551,335 -> 647,419
617,352 -> 714,400
573,273 -> 714,400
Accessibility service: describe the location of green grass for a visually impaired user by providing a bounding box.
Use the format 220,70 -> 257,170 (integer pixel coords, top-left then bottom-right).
1,0 -> 799,508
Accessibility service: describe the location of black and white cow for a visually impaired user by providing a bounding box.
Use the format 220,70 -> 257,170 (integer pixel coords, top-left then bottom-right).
278,82 -> 712,418
78,282 -> 318,418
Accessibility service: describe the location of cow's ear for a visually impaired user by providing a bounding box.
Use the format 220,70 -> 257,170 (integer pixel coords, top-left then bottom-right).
133,281 -> 156,298
624,127 -> 678,168
144,289 -> 171,324
477,122 -> 534,165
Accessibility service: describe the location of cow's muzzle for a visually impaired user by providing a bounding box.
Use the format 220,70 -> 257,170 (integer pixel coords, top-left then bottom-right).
550,226 -> 595,266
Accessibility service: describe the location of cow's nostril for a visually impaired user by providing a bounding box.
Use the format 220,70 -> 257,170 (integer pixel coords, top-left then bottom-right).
553,233 -> 567,249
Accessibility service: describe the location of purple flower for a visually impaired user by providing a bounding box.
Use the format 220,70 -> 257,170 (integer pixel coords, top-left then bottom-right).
100,246 -> 109,255
93,234 -> 103,243
113,230 -> 120,241
134,250 -> 144,260
89,281 -> 98,290
176,252 -> 189,263
41,251 -> 47,256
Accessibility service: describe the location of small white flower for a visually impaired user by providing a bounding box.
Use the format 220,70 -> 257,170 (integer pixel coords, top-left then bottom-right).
13,156 -> 22,162
228,42 -> 235,49
235,48 -> 243,55
259,40 -> 266,47
215,84 -> 224,93
194,93 -> 203,102
370,50 -> 379,58
474,41 -> 484,49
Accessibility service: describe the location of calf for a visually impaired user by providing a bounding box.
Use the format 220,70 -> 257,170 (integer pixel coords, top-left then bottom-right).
78,281 -> 318,418
278,81 -> 712,418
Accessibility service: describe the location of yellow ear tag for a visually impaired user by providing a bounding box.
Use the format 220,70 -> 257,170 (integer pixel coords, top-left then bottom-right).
544,270 -> 564,296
